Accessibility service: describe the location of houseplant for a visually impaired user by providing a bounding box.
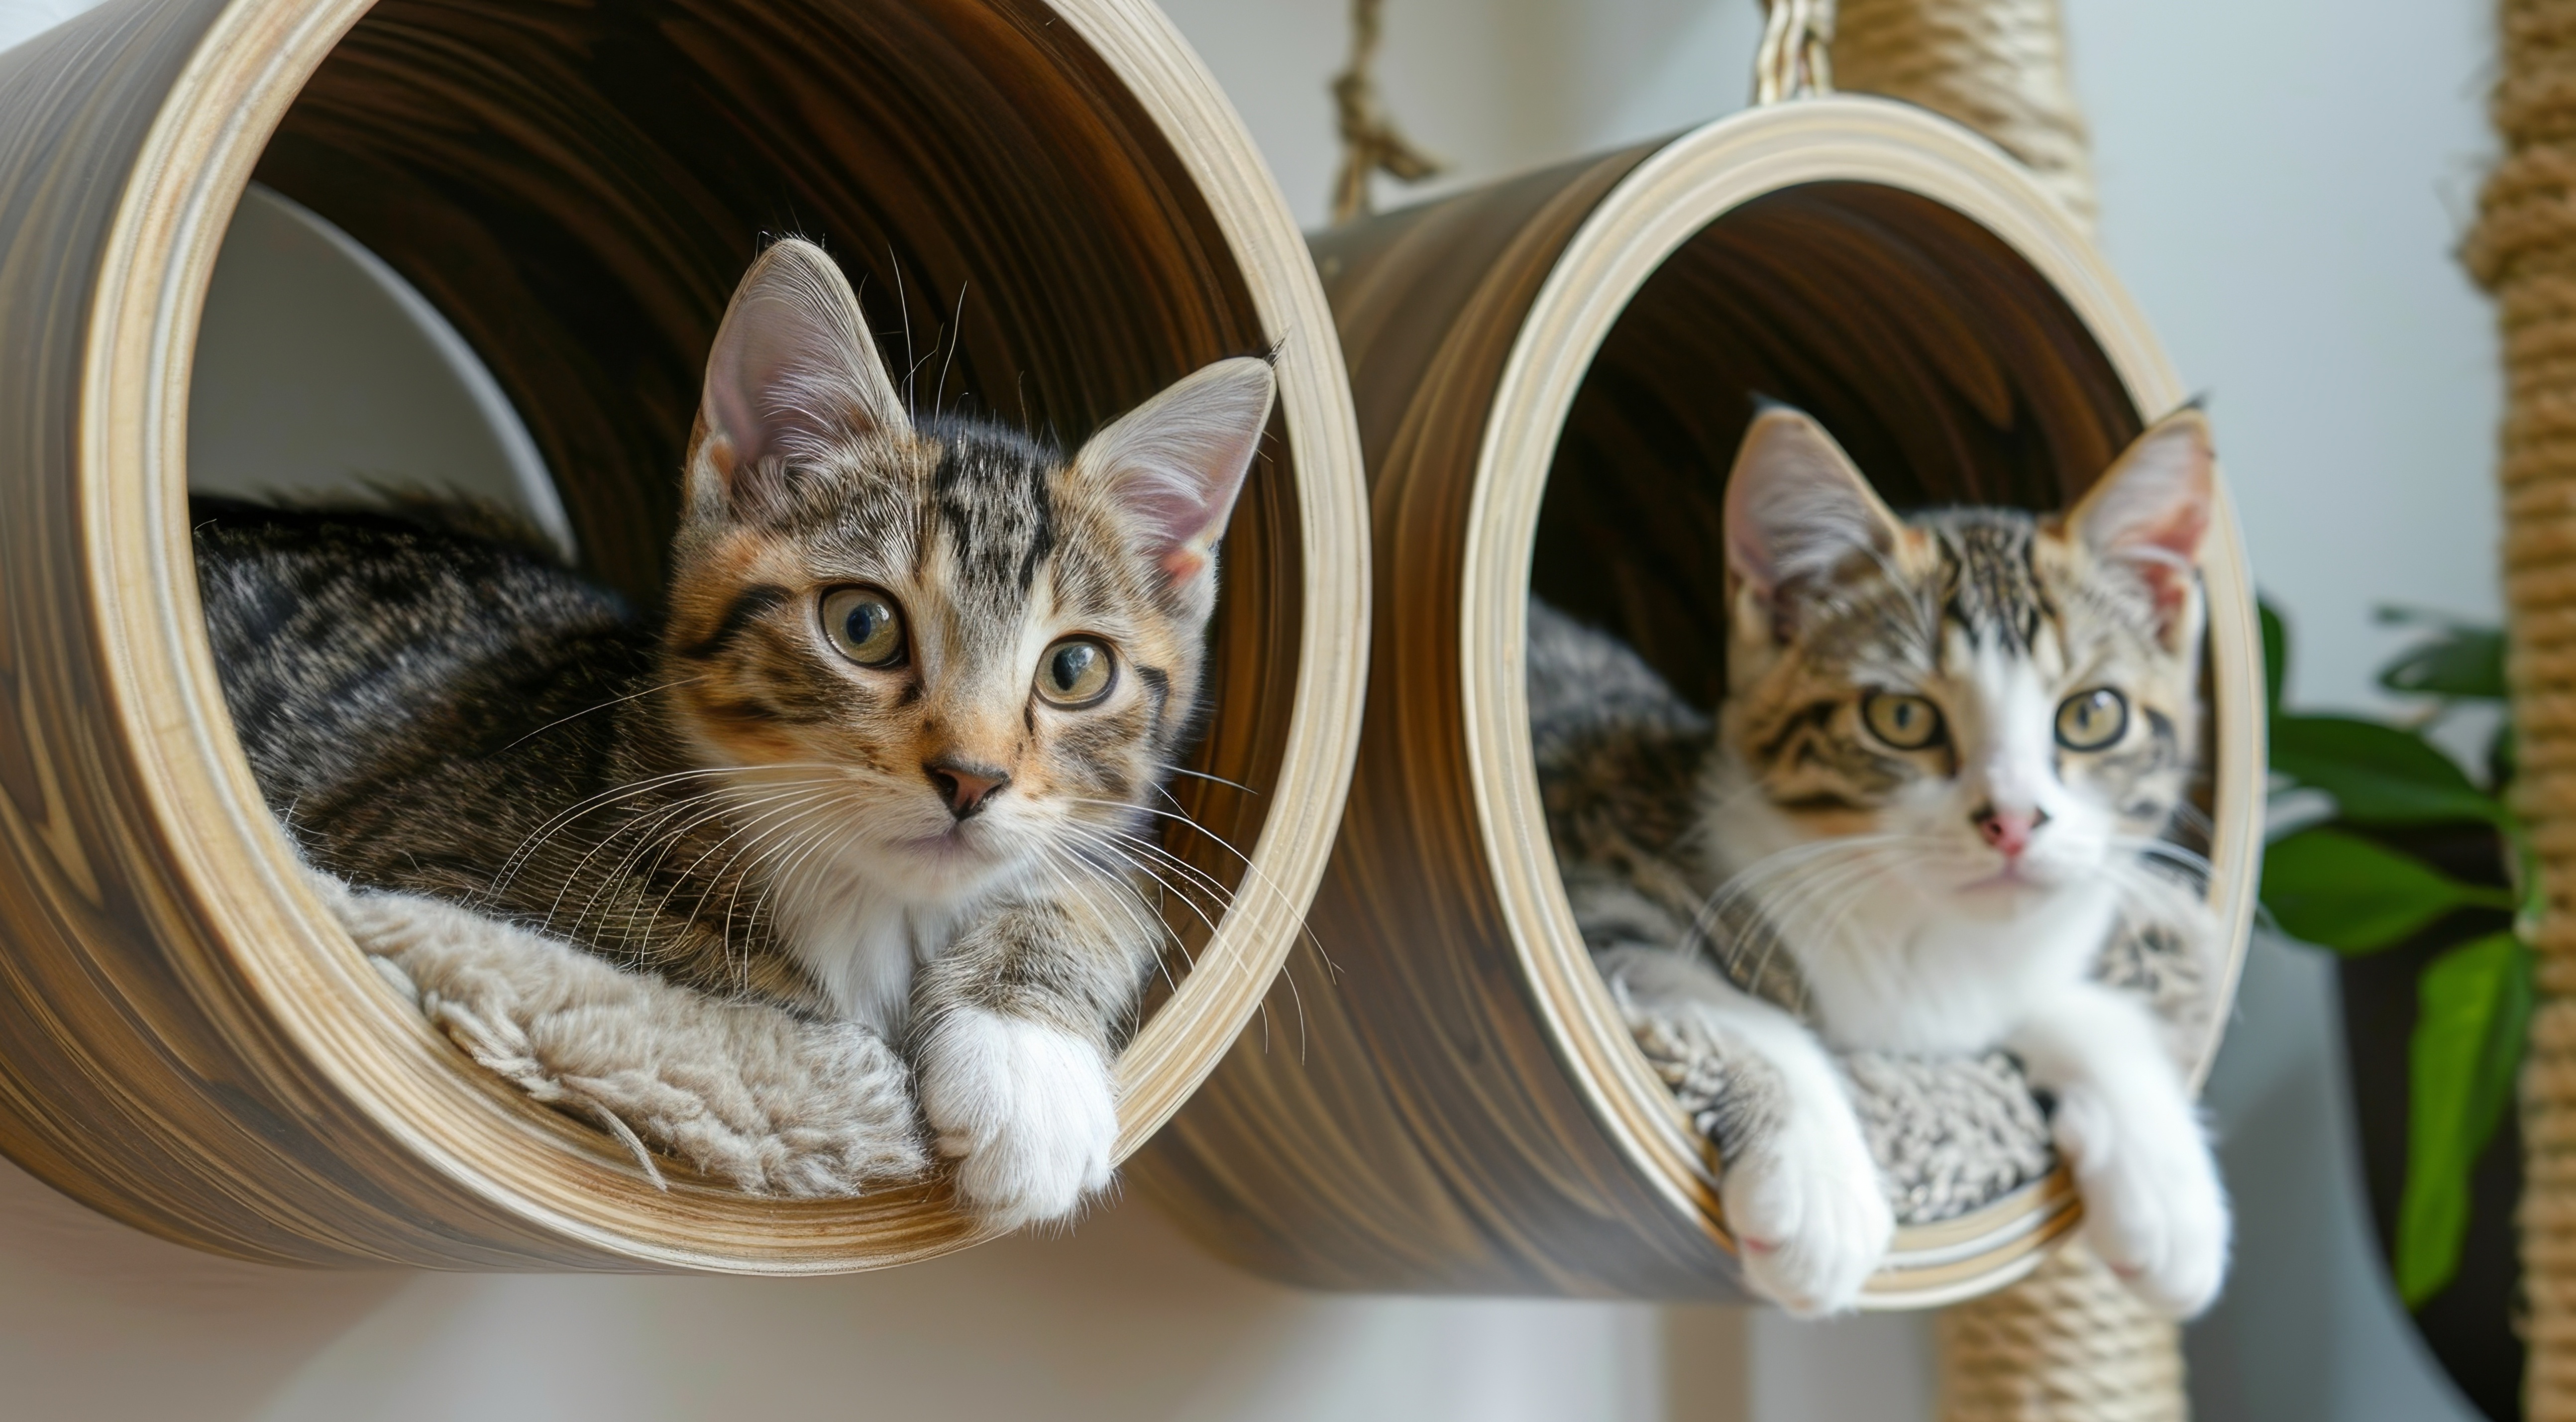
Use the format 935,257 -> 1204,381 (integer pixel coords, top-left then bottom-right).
2262,603 -> 2528,1417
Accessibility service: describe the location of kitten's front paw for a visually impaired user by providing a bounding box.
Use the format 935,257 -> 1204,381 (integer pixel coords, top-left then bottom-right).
2054,1088 -> 2232,1318
917,1009 -> 1118,1229
1721,1108 -> 1894,1316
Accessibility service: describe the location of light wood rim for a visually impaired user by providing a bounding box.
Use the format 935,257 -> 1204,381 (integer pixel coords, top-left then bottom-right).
1456,98 -> 2262,1306
53,0 -> 1365,1271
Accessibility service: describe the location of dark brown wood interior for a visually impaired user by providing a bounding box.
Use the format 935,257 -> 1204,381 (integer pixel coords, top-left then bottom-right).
1530,181 -> 2143,715
247,0 -> 1298,1005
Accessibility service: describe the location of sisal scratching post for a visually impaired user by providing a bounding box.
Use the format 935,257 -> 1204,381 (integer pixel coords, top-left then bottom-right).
1830,0 -> 2099,228
1829,0 -> 2190,1415
1936,1249 -> 2185,1421
1937,1245 -> 2187,1422
2467,1 -> 2576,1414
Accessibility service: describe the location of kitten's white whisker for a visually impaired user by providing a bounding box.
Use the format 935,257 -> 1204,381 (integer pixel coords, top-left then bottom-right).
567,783 -> 835,949
1056,826 -> 1313,1057
1082,823 -> 1240,913
1094,806 -> 1323,1042
492,763 -> 845,895
499,675 -> 708,753
1036,848 -> 1186,1002
1158,764 -> 1260,795
650,788 -> 846,934
708,796 -> 858,957
1054,826 -> 1226,958
1684,834 -> 1908,949
740,797 -> 869,971
1064,797 -> 1337,977
560,783 -> 830,942
891,248 -> 917,420
547,787 -> 751,937
934,280 -> 968,416
1685,838 -> 1916,1010
1719,850 -> 1911,1013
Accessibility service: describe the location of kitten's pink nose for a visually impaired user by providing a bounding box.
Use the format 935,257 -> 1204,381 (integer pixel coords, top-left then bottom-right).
926,759 -> 1010,820
1972,805 -> 2048,860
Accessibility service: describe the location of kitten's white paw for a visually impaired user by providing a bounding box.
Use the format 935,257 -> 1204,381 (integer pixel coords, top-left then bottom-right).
2054,1087 -> 2232,1318
917,1009 -> 1118,1229
1722,1106 -> 1894,1316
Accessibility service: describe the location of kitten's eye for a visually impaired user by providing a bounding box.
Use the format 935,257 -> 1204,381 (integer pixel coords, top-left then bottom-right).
1036,637 -> 1116,707
1861,691 -> 1944,750
820,587 -> 907,667
2056,688 -> 2130,750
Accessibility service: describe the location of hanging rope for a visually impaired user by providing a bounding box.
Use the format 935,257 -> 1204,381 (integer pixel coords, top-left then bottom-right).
1329,0 -> 1446,224
1829,0 -> 2099,228
1755,0 -> 1837,103
2464,2 -> 2576,1414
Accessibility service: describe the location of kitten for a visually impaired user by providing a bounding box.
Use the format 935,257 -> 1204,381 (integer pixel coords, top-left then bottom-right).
195,237 -> 1275,1225
1531,404 -> 2230,1316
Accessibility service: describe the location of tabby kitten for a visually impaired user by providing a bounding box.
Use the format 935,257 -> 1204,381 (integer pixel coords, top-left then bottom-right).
1533,404 -> 2229,1316
196,238 -> 1275,1225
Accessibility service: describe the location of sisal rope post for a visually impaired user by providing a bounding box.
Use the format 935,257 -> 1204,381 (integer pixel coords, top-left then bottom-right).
1926,1189 -> 2188,1410
1828,0 -> 2099,228
1796,0 -> 2183,1413
1936,1245 -> 2189,1422
2466,2 -> 2576,1414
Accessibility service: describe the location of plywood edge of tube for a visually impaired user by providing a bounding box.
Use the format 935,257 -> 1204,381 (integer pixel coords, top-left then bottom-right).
0,0 -> 1367,1271
1134,96 -> 2260,1306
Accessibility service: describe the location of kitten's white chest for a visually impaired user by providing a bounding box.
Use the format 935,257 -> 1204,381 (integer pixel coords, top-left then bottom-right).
770,868 -> 962,1034
1792,882 -> 2120,1054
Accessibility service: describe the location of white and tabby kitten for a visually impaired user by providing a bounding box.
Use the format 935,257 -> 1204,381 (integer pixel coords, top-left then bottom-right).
199,239 -> 1274,1222
1534,404 -> 2229,1316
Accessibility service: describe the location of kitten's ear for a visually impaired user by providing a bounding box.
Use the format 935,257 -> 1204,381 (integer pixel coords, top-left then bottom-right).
1723,406 -> 1903,640
2067,407 -> 2214,647
1072,357 -> 1275,597
690,238 -> 909,518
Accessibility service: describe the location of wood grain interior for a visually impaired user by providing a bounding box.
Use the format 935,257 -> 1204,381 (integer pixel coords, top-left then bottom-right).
0,0 -> 1365,1269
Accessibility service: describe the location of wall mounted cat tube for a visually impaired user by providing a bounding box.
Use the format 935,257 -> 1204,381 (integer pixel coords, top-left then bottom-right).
0,0 -> 1365,1269
1134,99 -> 2263,1308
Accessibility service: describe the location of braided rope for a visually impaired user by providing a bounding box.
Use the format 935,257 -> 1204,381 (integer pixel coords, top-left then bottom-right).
1828,0 -> 2099,228
1755,0 -> 1836,104
2465,11 -> 2576,1410
1328,0 -> 1445,224
2528,1002 -> 2576,1416
1936,1245 -> 2188,1422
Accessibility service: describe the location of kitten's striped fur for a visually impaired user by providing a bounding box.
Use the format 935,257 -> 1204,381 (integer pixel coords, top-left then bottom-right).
197,239 -> 1275,1223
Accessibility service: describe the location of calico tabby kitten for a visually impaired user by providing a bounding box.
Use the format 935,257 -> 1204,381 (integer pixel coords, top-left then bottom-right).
1532,404 -> 2229,1316
196,238 -> 1274,1224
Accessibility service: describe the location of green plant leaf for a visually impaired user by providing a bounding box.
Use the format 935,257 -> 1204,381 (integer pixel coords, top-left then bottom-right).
2261,599 -> 2287,715
2378,623 -> 2508,701
2395,931 -> 2533,1308
2271,715 -> 2507,826
2259,828 -> 2512,953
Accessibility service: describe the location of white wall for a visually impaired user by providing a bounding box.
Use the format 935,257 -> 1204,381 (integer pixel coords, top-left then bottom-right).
0,0 -> 2513,1417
